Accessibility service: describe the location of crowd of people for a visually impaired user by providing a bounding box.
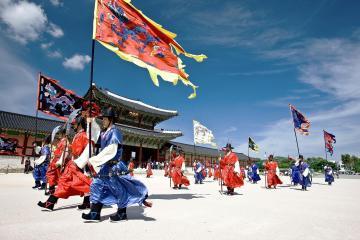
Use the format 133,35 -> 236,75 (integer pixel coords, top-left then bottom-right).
29,107 -> 335,222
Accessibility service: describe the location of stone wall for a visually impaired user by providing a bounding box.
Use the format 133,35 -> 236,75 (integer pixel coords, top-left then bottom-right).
0,155 -> 25,173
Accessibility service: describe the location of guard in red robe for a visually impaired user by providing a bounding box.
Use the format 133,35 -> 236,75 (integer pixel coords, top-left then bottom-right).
220,143 -> 244,195
171,149 -> 190,189
38,116 -> 92,211
146,161 -> 153,178
45,127 -> 68,195
213,163 -> 220,180
264,155 -> 283,188
164,162 -> 169,177
128,159 -> 135,177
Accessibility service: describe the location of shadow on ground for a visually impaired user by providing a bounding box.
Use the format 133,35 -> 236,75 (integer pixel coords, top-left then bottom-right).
100,206 -> 156,222
148,193 -> 208,200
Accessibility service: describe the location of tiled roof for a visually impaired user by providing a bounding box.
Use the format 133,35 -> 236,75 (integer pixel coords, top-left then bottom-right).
169,141 -> 251,161
0,110 -> 181,139
89,85 -> 178,118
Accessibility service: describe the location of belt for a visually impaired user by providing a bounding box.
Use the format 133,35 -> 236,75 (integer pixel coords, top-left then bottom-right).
95,171 -> 129,178
226,164 -> 234,167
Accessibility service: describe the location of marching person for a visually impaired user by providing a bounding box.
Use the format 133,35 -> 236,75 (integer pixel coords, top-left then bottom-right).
82,108 -> 152,222
213,162 -> 220,181
45,127 -> 68,195
298,155 -> 311,191
194,160 -> 205,184
170,149 -> 190,189
220,143 -> 244,195
324,166 -> 335,185
290,160 -> 301,186
250,162 -> 261,184
38,115 -> 92,211
264,155 -> 282,189
146,160 -> 153,178
128,159 -> 135,177
32,136 -> 51,190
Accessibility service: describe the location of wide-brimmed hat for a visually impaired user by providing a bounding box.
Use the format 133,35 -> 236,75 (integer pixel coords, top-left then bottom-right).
100,107 -> 116,119
222,143 -> 234,151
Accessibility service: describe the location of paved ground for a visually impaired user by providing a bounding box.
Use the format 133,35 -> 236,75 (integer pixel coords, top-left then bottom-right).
0,171 -> 359,240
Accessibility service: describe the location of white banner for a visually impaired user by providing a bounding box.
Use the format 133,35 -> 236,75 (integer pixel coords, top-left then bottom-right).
193,120 -> 217,147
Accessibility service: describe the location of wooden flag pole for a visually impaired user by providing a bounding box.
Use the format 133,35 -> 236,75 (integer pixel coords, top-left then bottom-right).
293,128 -> 301,157
324,131 -> 328,161
88,40 -> 96,162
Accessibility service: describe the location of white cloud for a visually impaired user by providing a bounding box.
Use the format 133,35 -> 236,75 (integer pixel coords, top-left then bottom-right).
40,42 -> 53,50
49,0 -> 63,7
47,49 -> 62,58
63,54 -> 91,70
0,1 -> 47,44
40,41 -> 62,58
47,22 -> 64,38
0,38 -> 37,115
0,1 -> 64,44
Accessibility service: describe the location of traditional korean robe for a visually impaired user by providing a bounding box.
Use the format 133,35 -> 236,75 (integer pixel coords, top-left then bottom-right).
128,161 -> 135,176
299,162 -> 311,189
54,130 -> 92,199
89,125 -> 149,208
33,145 -> 50,183
291,163 -> 301,185
171,155 -> 190,187
251,163 -> 261,183
146,162 -> 153,177
220,152 -> 244,189
194,162 -> 205,184
213,164 -> 220,180
46,137 -> 67,187
325,167 -> 334,185
265,161 -> 282,188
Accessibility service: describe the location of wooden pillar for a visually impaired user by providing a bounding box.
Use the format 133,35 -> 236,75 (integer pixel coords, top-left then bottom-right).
139,141 -> 143,168
21,132 -> 29,164
156,144 -> 160,162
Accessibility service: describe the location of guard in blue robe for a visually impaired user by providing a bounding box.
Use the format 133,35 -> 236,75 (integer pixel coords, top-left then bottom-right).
324,166 -> 334,185
32,136 -> 51,190
194,161 -> 205,184
291,163 -> 301,186
299,156 -> 311,191
251,163 -> 261,183
82,108 -> 152,222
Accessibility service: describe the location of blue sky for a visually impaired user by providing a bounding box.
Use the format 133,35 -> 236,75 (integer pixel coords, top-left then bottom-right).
1,0 -> 360,160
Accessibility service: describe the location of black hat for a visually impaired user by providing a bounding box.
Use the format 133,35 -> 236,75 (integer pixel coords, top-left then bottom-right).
101,107 -> 116,118
222,143 -> 234,150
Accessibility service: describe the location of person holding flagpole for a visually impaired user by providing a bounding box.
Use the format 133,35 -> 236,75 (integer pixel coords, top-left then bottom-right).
220,143 -> 244,195
298,155 -> 311,191
38,115 -> 93,211
82,108 -> 152,222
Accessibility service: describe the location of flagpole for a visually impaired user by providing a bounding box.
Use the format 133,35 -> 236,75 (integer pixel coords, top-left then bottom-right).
324,130 -> 328,161
293,128 -> 301,157
88,39 -> 96,161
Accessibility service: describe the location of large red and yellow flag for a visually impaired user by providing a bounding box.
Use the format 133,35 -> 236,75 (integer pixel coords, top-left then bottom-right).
93,0 -> 207,98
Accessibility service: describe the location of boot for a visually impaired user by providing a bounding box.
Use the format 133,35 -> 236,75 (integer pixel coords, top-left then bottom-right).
32,180 -> 41,189
46,186 -> 55,195
37,195 -> 58,211
78,196 -> 91,210
38,182 -> 46,190
110,208 -> 127,222
82,203 -> 103,222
